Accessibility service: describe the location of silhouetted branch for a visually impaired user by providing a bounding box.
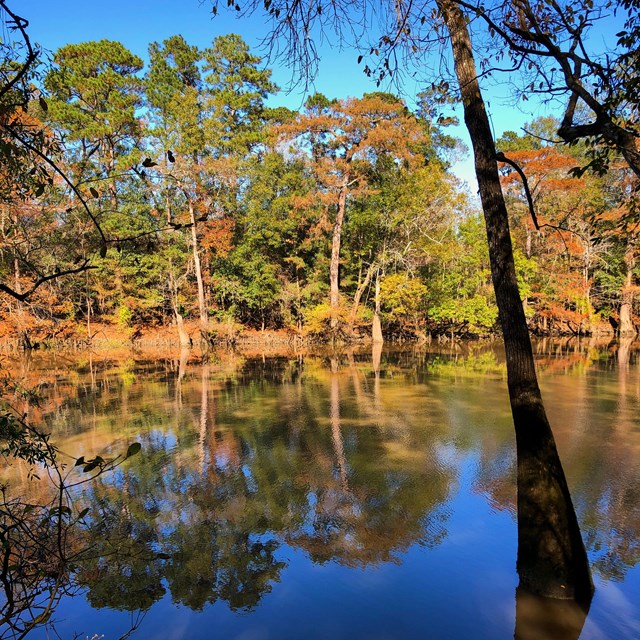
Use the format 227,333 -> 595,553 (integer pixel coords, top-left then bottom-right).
0,261 -> 96,302
495,151 -> 540,230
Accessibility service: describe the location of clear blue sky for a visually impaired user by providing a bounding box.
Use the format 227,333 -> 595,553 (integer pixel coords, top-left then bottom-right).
19,0 -> 563,187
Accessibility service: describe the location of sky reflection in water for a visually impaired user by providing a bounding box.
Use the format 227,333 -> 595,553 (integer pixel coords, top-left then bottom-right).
3,341 -> 639,640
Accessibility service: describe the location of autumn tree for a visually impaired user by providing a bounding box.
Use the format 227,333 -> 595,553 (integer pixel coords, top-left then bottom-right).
146,34 -> 276,344
499,126 -> 608,334
454,0 -> 640,180
210,0 -> 594,601
280,92 -> 427,336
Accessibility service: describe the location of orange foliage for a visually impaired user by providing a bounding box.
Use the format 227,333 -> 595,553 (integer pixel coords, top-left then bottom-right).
200,217 -> 234,256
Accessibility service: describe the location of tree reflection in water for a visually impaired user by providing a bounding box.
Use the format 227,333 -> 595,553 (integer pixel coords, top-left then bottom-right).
1,342 -> 638,638
71,352 -> 455,618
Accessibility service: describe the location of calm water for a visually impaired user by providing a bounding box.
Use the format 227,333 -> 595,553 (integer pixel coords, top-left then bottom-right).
1,341 -> 639,640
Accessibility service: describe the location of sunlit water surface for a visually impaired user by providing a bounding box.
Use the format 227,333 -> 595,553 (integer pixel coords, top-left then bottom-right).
2,340 -> 639,640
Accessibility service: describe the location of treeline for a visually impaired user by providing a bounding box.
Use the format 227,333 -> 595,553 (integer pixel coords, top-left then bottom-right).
0,35 -> 637,346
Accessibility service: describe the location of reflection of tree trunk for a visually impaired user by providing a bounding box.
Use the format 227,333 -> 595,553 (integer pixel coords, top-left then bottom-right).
175,347 -> 189,409
372,342 -> 382,378
619,245 -> 636,337
618,336 -> 633,369
329,360 -> 348,489
199,365 -> 210,472
514,587 -> 589,640
329,181 -> 348,330
438,0 -> 593,601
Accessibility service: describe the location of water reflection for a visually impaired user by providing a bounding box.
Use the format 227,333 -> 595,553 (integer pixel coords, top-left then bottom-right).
21,350 -> 453,627
1,340 -> 639,638
515,589 -> 589,640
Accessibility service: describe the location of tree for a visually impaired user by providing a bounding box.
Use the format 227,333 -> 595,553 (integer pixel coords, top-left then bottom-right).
454,0 -> 640,180
0,3 -> 104,311
210,0 -> 594,600
44,40 -> 144,208
146,34 -> 277,344
280,92 -> 427,336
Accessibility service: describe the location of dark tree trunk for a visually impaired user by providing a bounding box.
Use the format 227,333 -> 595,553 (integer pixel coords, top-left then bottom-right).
437,0 -> 593,601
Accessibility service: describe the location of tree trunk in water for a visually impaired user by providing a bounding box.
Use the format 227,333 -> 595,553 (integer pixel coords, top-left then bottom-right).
514,587 -> 589,640
438,0 -> 593,601
329,181 -> 348,330
189,201 -> 209,341
619,244 -> 636,336
174,309 -> 191,348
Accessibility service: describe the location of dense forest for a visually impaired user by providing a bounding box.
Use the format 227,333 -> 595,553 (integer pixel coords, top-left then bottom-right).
1,32 -> 638,347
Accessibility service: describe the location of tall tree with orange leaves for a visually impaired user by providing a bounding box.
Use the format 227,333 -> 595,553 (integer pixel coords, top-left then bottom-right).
279,92 -> 428,336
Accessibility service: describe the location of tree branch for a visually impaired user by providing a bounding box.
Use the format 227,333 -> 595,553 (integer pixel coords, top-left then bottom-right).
0,261 -> 96,302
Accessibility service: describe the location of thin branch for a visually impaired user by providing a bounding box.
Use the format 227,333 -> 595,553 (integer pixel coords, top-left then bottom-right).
0,124 -> 109,253
0,2 -> 38,103
495,151 -> 539,230
0,261 -> 96,302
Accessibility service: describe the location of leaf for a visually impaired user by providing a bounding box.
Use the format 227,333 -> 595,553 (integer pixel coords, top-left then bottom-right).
39,96 -> 48,112
83,461 -> 99,473
167,150 -> 175,163
126,442 -> 142,458
90,186 -> 99,198
142,157 -> 157,168
77,507 -> 90,519
357,55 -> 363,64
74,456 -> 86,466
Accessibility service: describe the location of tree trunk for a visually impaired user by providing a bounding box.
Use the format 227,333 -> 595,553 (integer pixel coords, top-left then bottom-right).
189,201 -> 208,339
170,271 -> 191,348
350,260 -> 376,325
438,0 -> 593,601
329,180 -> 348,329
619,243 -> 636,337
372,269 -> 384,344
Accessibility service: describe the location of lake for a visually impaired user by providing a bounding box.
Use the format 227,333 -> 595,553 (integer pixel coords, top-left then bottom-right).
1,339 -> 639,640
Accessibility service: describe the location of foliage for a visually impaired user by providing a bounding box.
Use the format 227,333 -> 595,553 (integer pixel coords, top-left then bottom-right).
0,13 -> 637,342
0,403 -> 141,637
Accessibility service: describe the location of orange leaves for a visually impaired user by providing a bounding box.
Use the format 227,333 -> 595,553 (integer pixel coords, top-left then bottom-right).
275,94 -> 427,207
200,217 -> 234,256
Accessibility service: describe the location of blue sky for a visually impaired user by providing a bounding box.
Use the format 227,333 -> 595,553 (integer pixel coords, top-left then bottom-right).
18,0 -> 563,187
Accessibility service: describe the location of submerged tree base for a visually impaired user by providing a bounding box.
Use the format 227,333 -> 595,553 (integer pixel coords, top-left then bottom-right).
514,396 -> 594,602
515,587 -> 591,640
